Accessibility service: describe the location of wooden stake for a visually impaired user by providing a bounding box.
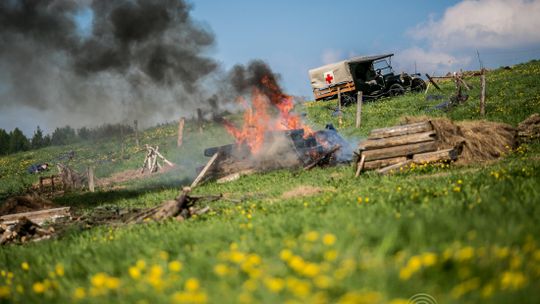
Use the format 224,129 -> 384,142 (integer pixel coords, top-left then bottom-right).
480,68 -> 486,117
337,88 -> 342,127
355,91 -> 362,128
88,166 -> 95,192
191,152 -> 219,188
177,117 -> 185,147
197,108 -> 204,133
355,154 -> 366,177
134,120 -> 140,148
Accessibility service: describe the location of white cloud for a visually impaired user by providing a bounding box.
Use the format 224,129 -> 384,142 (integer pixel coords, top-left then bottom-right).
397,46 -> 472,75
411,0 -> 540,50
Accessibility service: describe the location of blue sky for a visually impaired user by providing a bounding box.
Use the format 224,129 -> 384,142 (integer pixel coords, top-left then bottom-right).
2,0 -> 540,135
190,0 -> 540,97
190,0 -> 461,96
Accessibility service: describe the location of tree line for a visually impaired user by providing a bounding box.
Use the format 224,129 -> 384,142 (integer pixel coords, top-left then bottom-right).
0,124 -> 134,156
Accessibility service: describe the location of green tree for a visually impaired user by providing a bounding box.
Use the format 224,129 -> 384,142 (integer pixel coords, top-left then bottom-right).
0,129 -> 9,155
8,128 -> 30,153
51,126 -> 77,146
31,126 -> 45,149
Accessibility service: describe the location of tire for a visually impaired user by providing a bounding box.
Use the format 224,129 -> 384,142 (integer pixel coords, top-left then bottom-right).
340,93 -> 357,106
388,83 -> 405,96
411,78 -> 427,93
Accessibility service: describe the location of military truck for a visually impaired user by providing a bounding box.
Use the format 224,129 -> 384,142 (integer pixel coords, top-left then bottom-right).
308,54 -> 426,104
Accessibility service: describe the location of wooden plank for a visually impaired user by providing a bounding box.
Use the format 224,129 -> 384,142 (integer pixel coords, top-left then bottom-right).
377,160 -> 413,175
362,141 -> 437,162
480,69 -> 486,116
360,131 -> 436,150
0,207 -> 71,225
355,91 -> 362,128
191,152 -> 219,188
177,117 -> 185,147
354,154 -> 366,177
88,166 -> 95,192
363,156 -> 408,170
412,148 -> 458,164
368,121 -> 433,139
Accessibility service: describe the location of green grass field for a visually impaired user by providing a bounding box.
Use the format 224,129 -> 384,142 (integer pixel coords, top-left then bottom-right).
1,60 -> 540,303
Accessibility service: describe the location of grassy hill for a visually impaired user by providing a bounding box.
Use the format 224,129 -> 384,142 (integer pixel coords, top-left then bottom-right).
0,60 -> 539,303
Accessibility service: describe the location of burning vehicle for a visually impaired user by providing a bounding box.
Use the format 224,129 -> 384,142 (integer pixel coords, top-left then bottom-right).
308,54 -> 427,104
196,75 -> 353,183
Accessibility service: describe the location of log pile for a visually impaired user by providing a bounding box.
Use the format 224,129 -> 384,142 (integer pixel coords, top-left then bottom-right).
1,217 -> 56,245
356,121 -> 459,175
517,113 -> 540,143
127,187 -> 219,223
141,145 -> 175,174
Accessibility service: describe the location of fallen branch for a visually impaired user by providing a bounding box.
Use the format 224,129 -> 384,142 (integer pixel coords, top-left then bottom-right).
191,152 -> 220,188
303,145 -> 341,170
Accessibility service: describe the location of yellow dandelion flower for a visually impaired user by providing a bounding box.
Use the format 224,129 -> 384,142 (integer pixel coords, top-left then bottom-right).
129,266 -> 141,279
32,282 -> 46,294
324,250 -> 338,261
421,252 -> 437,267
322,233 -> 336,246
314,275 -> 332,289
169,261 -> 183,273
55,264 -> 65,277
21,262 -> 30,271
305,231 -> 319,242
214,264 -> 229,277
91,273 -> 107,288
302,263 -> 320,277
105,277 -> 120,289
185,278 -> 200,292
280,249 -> 293,261
456,246 -> 474,261
264,277 -> 285,293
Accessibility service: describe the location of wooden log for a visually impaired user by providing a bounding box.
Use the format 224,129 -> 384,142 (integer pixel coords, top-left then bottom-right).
355,91 -> 362,128
354,154 -> 366,177
177,117 -> 185,148
191,152 -> 219,188
362,141 -> 437,162
337,88 -> 342,127
425,73 -> 441,91
0,207 -> 71,225
88,167 -> 95,192
412,148 -> 459,164
377,160 -> 413,175
480,69 -> 486,116
363,156 -> 408,170
368,121 -> 433,139
360,131 -> 436,150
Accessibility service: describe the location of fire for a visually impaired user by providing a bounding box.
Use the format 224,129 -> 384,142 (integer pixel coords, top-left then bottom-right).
223,78 -> 313,154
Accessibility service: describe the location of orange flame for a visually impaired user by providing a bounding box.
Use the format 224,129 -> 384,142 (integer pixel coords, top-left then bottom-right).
223,83 -> 312,154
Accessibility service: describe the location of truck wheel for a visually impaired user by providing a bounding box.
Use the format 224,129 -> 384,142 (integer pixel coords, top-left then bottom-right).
389,84 -> 405,96
340,93 -> 357,106
411,78 -> 427,93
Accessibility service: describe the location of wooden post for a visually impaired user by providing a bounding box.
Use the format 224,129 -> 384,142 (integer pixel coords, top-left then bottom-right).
88,167 -> 95,192
355,91 -> 362,128
197,108 -> 203,133
337,88 -> 342,127
480,68 -> 486,117
134,120 -> 140,148
177,117 -> 185,148
120,124 -> 125,159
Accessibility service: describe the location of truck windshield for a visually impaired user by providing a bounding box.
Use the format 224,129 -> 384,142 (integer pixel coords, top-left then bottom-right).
373,59 -> 394,75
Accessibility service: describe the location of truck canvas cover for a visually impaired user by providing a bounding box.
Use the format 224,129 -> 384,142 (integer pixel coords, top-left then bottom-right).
308,54 -> 393,90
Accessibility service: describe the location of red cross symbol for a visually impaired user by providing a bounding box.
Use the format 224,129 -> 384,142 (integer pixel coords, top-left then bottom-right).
325,73 -> 334,84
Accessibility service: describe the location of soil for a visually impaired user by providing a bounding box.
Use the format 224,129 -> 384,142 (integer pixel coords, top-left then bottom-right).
281,185 -> 324,199
0,194 -> 56,216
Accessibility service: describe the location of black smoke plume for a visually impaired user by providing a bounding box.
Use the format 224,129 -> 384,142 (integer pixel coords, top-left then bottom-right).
0,0 -> 218,128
